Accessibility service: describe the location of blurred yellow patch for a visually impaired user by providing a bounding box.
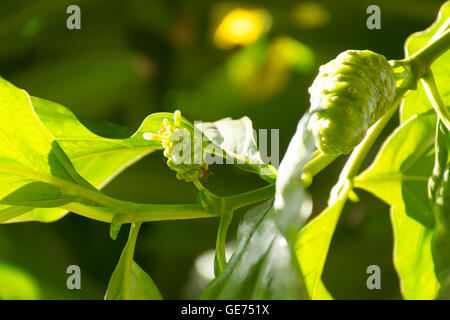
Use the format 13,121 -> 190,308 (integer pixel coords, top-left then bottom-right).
269,35 -> 315,73
214,8 -> 271,49
291,2 -> 330,29
226,35 -> 315,101
0,261 -> 40,299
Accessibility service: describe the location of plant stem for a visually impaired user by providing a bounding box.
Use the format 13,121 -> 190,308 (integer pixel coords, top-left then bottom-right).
225,184 -> 275,211
301,151 -> 339,187
0,164 -> 139,215
215,212 -> 232,276
193,180 -> 274,275
123,222 -> 141,299
195,179 -> 274,213
408,28 -> 450,77
26,22 -> 449,229
421,71 -> 450,131
61,178 -> 273,226
63,203 -> 116,222
64,202 -> 217,223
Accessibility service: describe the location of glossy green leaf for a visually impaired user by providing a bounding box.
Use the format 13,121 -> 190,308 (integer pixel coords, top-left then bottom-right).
273,115 -> 314,232
390,206 -> 439,299
201,116 -> 314,299
356,111 -> 449,299
200,200 -> 308,299
105,223 -> 162,300
434,230 -> 450,299
0,77 -> 101,216
196,116 -> 277,181
274,114 -> 334,299
33,97 -> 165,190
0,76 -> 173,223
356,111 -> 438,227
429,120 -> 450,225
429,120 -> 450,299
401,1 -> 450,122
295,200 -> 344,300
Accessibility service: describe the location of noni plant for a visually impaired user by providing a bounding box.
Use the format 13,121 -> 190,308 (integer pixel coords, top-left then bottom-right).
0,2 -> 449,301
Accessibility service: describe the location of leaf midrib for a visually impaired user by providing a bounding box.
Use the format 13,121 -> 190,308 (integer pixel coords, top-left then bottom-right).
0,164 -> 109,209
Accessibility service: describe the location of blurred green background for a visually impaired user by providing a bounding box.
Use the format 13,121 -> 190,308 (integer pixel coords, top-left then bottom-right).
0,0 -> 444,299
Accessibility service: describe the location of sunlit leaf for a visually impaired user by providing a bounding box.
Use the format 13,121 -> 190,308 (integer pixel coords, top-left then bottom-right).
201,200 -> 309,299
197,116 -> 277,180
295,200 -> 343,300
201,116 -> 314,299
1,78 -> 167,222
429,120 -> 450,299
390,206 -> 439,299
0,77 -> 99,217
106,223 -> 162,300
356,111 -> 449,299
401,1 -> 450,122
356,111 -> 438,227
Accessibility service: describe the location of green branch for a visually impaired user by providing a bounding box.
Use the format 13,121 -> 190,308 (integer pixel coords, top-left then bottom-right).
64,201 -> 217,225
422,71 -> 450,131
193,179 -> 275,275
408,28 -> 450,77
214,212 -> 233,276
48,17 -> 450,237
194,180 -> 275,215
122,222 -> 142,298
301,151 -> 340,188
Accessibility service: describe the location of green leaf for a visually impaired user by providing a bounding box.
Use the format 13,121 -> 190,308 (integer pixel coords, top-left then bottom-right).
295,199 -> 344,300
0,77 -> 101,217
0,260 -> 40,299
356,111 -> 449,299
390,206 -> 439,299
401,1 -> 450,122
201,116 -> 314,299
105,260 -> 162,300
105,223 -> 162,300
0,76 -> 170,223
197,116 -> 277,181
429,120 -> 450,299
273,115 -> 314,232
434,231 -> 450,299
356,111 -> 438,227
429,120 -> 450,225
32,96 -> 165,190
200,200 -> 308,299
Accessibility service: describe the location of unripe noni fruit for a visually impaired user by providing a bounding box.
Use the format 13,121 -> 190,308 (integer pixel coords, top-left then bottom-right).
308,50 -> 395,155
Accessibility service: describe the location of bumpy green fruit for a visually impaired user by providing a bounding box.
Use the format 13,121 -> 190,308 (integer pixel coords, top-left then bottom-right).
308,50 -> 395,155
